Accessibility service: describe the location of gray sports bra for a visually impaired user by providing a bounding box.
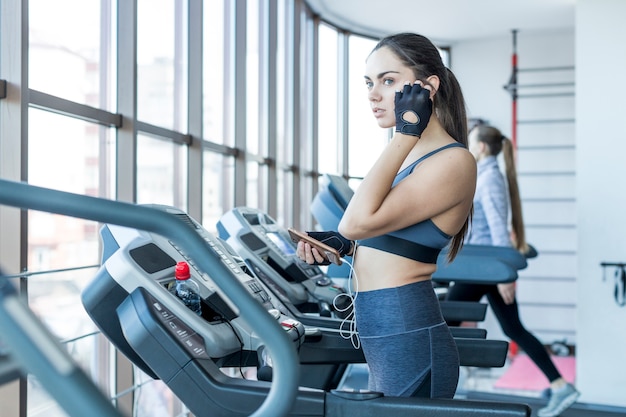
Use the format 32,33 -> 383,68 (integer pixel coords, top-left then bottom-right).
358,142 -> 466,264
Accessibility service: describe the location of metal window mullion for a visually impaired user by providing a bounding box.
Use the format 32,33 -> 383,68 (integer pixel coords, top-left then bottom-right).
0,0 -> 29,275
0,0 -> 29,413
99,0 -> 114,202
116,0 -> 138,204
301,13 -> 317,229
187,0 -> 203,222
172,0 -> 186,210
202,140 -> 238,156
28,90 -> 122,127
112,0 -> 137,412
257,0 -> 268,212
262,0 -> 279,218
232,0 -> 247,207
135,122 -> 191,145
280,0 -> 296,228
338,31 -> 349,179
221,1 -> 234,213
308,15 -> 320,228
291,0 -> 303,228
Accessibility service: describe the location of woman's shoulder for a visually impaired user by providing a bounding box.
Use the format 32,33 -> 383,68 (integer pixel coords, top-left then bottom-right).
437,143 -> 476,174
410,137 -> 476,182
422,140 -> 472,160
416,141 -> 474,172
416,142 -> 476,193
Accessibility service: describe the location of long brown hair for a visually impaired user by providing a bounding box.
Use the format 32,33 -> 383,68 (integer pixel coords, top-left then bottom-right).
371,33 -> 470,261
473,125 -> 528,253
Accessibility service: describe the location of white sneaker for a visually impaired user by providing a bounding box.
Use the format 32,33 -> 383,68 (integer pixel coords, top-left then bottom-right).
537,383 -> 580,417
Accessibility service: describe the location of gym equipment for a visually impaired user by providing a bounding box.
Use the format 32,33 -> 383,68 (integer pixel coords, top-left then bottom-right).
0,179 -> 531,417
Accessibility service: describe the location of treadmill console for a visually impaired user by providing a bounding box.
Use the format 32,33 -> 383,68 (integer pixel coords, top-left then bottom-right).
217,207 -> 351,318
82,204 -> 305,377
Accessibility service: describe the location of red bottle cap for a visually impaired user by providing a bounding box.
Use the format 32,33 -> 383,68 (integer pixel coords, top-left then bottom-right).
175,261 -> 191,280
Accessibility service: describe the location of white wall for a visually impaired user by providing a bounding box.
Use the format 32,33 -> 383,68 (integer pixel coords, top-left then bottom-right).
452,30 -> 577,344
448,0 -> 626,407
576,0 -> 626,408
452,34 -> 513,134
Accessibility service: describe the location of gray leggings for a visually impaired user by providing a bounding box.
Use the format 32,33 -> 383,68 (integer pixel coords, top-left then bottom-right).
355,280 -> 459,398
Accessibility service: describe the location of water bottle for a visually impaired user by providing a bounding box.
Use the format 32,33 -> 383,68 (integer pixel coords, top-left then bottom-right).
174,261 -> 202,316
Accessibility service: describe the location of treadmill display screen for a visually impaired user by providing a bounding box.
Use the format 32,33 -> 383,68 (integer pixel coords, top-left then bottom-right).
266,232 -> 296,256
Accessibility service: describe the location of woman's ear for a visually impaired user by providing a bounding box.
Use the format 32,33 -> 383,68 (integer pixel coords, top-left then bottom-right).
425,75 -> 440,98
478,141 -> 487,155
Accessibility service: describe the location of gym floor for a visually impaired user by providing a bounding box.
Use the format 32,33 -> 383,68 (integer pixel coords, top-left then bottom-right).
338,363 -> 626,417
459,365 -> 626,417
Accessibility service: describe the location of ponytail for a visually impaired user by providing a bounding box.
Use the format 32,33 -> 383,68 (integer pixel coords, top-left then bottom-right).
502,138 -> 528,253
441,68 -> 470,262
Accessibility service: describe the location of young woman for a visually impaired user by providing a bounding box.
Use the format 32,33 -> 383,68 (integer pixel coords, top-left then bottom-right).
296,32 -> 476,398
445,124 -> 580,417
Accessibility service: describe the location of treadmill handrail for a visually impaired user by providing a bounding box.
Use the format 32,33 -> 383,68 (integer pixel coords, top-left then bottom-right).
0,277 -> 124,417
0,179 -> 299,417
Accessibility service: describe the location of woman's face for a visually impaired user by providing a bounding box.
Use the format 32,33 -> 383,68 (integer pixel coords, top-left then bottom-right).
364,46 -> 418,129
468,128 -> 484,160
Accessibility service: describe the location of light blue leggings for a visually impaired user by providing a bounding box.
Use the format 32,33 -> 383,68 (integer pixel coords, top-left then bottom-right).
355,280 -> 459,398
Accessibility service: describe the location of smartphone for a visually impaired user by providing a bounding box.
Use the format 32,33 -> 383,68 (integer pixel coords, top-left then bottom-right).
287,228 -> 343,266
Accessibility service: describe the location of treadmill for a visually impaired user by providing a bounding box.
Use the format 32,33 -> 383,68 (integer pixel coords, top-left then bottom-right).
0,269 -> 124,417
216,206 -> 525,386
81,203 -> 529,416
0,179 -> 531,417
216,206 -> 352,319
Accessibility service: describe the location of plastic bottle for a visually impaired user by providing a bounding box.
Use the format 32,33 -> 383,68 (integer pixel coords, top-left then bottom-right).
174,261 -> 202,316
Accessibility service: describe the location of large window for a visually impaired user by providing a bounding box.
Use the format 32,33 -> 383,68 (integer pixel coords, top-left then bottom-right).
29,0 -> 111,110
317,23 -> 340,175
274,0 -> 292,227
246,0 -> 261,155
27,3 -> 116,414
203,0 -> 227,145
136,134 -> 188,209
1,1 -> 391,416
137,0 -> 187,131
202,151 -> 234,233
348,35 -> 389,181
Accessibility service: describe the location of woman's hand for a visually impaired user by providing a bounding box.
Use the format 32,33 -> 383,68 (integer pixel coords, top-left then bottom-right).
497,282 -> 516,305
306,231 -> 354,256
295,230 -> 353,265
296,241 -> 328,265
394,82 -> 432,137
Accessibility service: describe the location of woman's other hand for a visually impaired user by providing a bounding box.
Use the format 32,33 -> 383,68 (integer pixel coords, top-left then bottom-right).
394,82 -> 432,137
497,282 -> 516,305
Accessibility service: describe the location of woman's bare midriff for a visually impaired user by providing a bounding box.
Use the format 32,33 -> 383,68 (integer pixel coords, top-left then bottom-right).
352,245 -> 437,291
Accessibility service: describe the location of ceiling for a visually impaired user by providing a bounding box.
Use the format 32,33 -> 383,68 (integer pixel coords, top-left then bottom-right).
305,0 -> 575,44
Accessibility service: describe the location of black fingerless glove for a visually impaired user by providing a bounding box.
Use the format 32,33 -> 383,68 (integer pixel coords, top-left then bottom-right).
306,231 -> 354,257
395,83 -> 432,137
